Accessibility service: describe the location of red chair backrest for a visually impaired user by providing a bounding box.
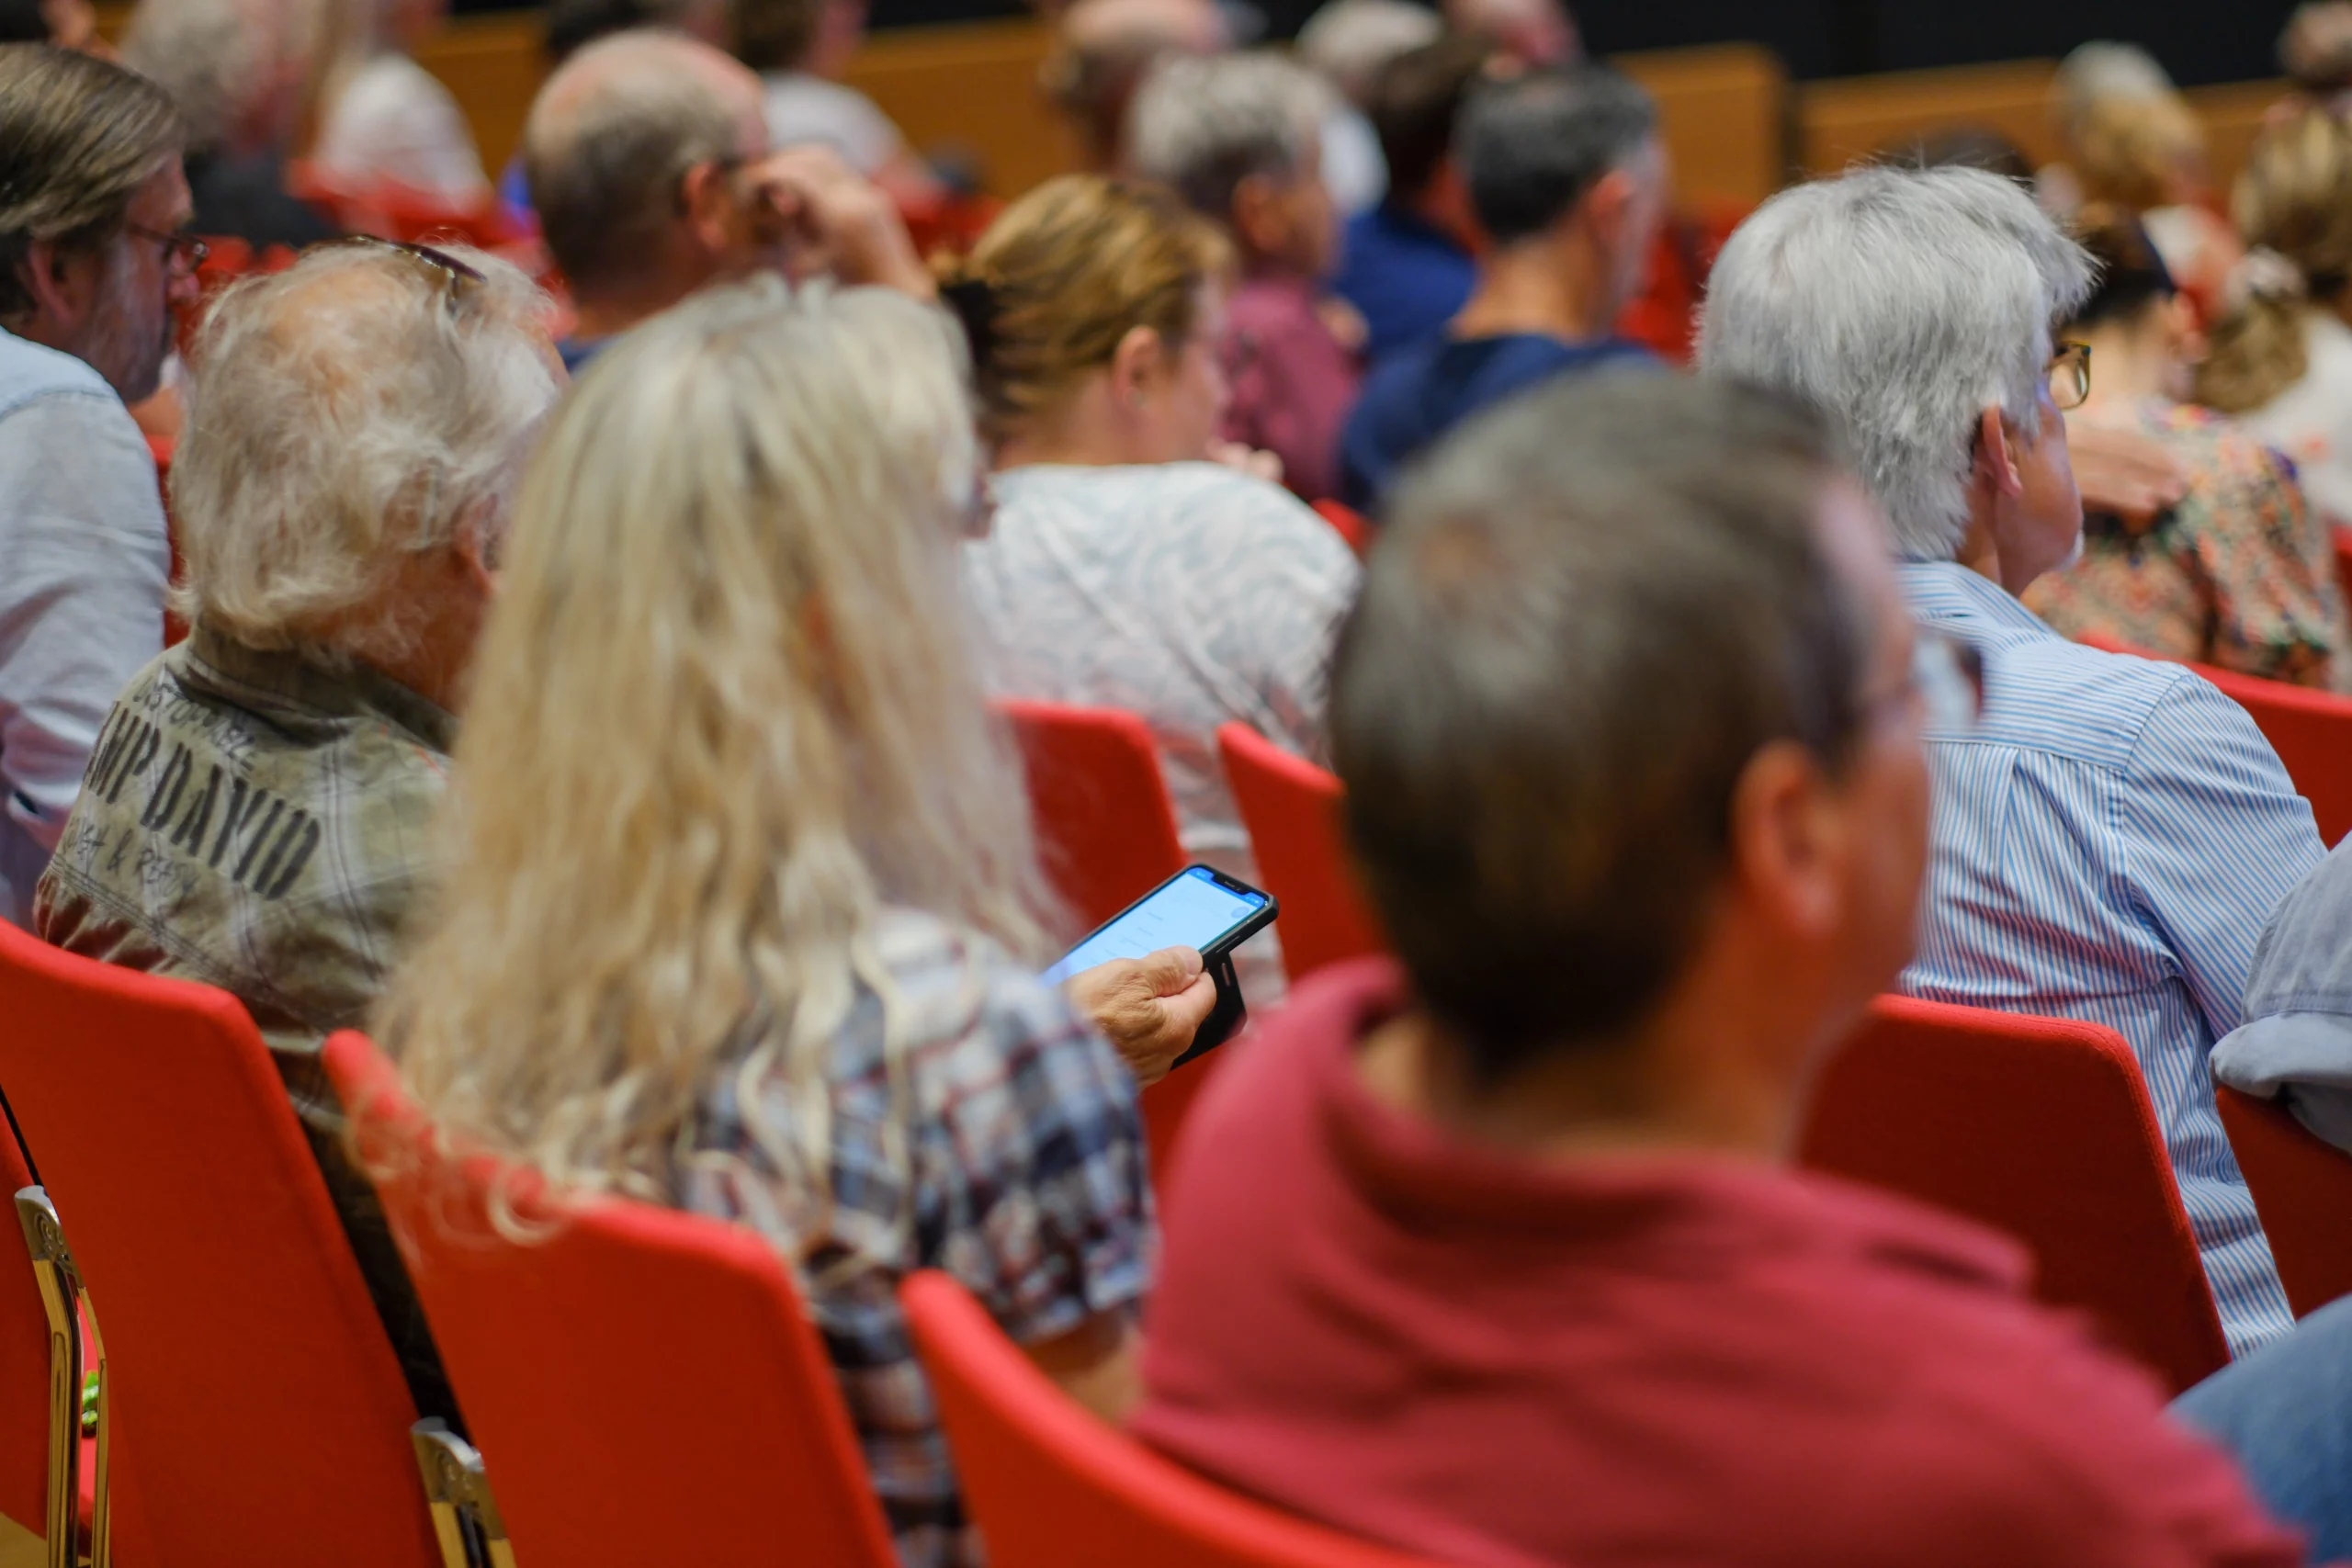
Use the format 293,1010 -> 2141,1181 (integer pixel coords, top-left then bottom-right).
0,1112 -> 51,1540
2188,661 -> 2352,847
322,1030 -> 900,1568
1216,725 -> 1384,984
0,922 -> 438,1566
899,1270 -> 1446,1568
2334,525 -> 2352,615
1797,994 -> 2229,1394
997,700 -> 1223,1181
1308,500 -> 1372,558
2215,1085 -> 2352,1319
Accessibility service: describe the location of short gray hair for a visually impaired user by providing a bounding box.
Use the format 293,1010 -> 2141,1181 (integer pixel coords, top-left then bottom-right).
1333,371 -> 1864,1081
1296,0 -> 1441,101
1127,50 -> 1334,219
171,243 -> 563,664
1698,164 -> 2093,562
1457,63 -> 1656,245
0,44 -> 183,318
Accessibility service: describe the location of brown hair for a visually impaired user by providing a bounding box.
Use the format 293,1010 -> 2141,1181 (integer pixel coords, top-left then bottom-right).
2067,201 -> 2177,330
937,174 -> 1231,442
0,44 -> 183,319
2070,91 -> 2203,212
2199,108 -> 2352,413
727,0 -> 820,73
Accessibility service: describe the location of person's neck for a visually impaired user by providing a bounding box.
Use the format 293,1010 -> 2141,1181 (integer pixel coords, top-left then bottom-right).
2074,323 -> 2168,412
992,390 -> 1160,470
1449,239 -> 1613,344
566,257 -> 714,345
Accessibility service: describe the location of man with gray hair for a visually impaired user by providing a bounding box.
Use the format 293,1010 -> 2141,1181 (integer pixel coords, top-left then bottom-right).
0,45 -> 197,928
1337,61 -> 1663,508
1130,50 -> 1355,497
526,28 -> 931,371
1702,163 -> 2324,1359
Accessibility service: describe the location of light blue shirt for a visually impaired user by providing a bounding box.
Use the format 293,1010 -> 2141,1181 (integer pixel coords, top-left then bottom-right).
1897,560 -> 2322,1359
0,327 -> 168,927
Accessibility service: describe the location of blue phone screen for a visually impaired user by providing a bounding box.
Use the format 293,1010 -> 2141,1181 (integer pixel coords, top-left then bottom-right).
1040,867 -> 1269,985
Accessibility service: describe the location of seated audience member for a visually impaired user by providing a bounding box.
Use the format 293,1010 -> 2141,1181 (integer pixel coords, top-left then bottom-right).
1132,371 -> 2303,1568
2211,836 -> 2352,1151
38,238 -> 560,1419
122,0 -> 337,251
523,29 -> 930,369
0,46 -> 190,927
2278,1 -> 2352,122
1703,164 -> 2322,1358
1039,0 -> 1227,172
1293,0 -> 1440,217
1338,62 -> 1662,509
1129,51 -> 1356,501
2026,207 -> 2351,686
949,175 -> 1360,997
1443,0 -> 1576,65
729,0 -> 943,203
2176,1294 -> 2352,1562
1329,33 -> 1486,364
378,278 -> 1207,1564
2201,109 -> 2352,531
313,0 -> 491,204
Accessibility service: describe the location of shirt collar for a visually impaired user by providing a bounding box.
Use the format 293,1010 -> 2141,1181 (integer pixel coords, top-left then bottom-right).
184,624 -> 457,755
1894,558 -> 2057,645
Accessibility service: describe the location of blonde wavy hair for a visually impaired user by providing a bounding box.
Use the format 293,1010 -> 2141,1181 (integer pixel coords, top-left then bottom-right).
374,276 -> 1055,1262
2200,108 -> 2352,412
937,173 -> 1231,444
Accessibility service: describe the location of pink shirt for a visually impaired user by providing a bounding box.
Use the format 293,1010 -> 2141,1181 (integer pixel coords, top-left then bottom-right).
1133,960 -> 2305,1568
1218,275 -> 1362,503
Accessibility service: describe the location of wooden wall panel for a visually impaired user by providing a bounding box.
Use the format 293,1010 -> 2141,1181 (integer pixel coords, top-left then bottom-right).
1613,41 -> 1787,209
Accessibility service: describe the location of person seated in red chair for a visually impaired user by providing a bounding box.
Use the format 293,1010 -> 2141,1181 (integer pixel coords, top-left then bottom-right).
1128,50 -> 1359,502
521,28 -> 933,372
1132,372 -> 2306,1568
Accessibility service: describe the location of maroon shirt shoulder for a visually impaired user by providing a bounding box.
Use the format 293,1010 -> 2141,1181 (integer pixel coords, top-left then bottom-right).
1134,960 -> 2301,1568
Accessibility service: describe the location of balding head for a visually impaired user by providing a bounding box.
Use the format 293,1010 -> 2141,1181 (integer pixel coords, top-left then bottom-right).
524,29 -> 764,293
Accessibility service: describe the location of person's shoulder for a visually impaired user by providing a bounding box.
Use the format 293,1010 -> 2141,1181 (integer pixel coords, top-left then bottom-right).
0,330 -> 119,417
1974,623 -> 2209,773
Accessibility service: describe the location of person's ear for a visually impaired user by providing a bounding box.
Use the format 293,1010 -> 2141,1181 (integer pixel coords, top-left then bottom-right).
678,159 -> 739,255
1230,173 -> 1286,261
1578,164 -> 1636,248
1974,404 -> 2024,500
18,239 -> 95,334
1727,739 -> 1845,941
1109,324 -> 1165,414
451,516 -> 502,595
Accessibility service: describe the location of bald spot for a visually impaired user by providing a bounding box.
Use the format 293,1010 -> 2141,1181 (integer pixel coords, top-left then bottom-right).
525,28 -> 765,167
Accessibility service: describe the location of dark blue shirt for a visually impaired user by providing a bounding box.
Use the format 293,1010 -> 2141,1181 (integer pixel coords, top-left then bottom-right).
556,335 -> 605,376
1337,333 -> 1657,510
1331,204 -> 1476,367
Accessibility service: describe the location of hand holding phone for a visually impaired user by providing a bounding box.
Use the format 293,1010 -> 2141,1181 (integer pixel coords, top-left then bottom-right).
1060,946 -> 1219,1087
1044,866 -> 1279,1073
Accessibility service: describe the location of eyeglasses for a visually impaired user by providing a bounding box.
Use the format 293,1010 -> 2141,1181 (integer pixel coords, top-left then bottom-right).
122,220 -> 209,276
2048,340 -> 2092,412
326,235 -> 486,309
1866,628 -> 1985,734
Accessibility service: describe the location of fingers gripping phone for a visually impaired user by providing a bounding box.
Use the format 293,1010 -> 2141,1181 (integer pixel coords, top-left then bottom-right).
1042,865 -> 1278,1067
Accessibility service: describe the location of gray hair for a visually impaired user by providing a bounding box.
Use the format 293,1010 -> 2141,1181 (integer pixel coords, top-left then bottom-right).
524,29 -> 756,292
0,44 -> 183,318
1332,371 -> 1864,1082
121,0 -> 287,153
1127,50 -> 1334,219
1698,164 -> 2093,562
171,243 -> 563,665
1457,62 -> 1656,245
1296,0 -> 1441,102
2054,40 -> 2175,132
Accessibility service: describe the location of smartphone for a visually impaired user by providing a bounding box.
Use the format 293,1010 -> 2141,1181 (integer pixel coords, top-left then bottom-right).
1041,865 -> 1278,986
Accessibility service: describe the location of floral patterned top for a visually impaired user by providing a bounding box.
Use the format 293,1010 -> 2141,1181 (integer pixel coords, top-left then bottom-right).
2025,400 -> 2352,690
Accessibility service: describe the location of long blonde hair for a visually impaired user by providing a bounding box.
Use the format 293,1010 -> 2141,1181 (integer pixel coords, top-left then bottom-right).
375,277 -> 1055,1259
2200,108 -> 2352,412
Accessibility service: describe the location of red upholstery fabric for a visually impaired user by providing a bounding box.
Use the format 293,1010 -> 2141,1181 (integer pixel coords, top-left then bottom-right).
899,1269 -> 1444,1568
2216,1085 -> 2352,1319
0,1114 -> 50,1540
1308,500 -> 1372,558
998,699 -> 1214,1178
321,1031 -> 899,1568
1216,725 -> 1384,984
1797,994 -> 2228,1394
2335,526 -> 2352,616
0,921 -> 438,1566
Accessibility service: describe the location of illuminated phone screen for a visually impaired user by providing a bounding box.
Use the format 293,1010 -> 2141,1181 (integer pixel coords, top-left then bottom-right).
1040,867 -> 1270,985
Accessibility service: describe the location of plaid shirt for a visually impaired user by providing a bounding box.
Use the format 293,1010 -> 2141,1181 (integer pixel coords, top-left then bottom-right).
681,908 -> 1154,1567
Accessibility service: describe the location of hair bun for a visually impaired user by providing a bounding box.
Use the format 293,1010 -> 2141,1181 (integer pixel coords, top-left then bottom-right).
2228,245 -> 2310,310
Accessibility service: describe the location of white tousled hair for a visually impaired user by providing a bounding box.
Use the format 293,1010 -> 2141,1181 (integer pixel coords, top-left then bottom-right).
1127,50 -> 1335,218
171,243 -> 562,664
1698,164 -> 2094,562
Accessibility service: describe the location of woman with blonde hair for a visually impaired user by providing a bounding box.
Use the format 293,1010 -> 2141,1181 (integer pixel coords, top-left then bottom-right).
2200,108 -> 2352,529
946,175 -> 1363,998
378,276 -> 1208,1566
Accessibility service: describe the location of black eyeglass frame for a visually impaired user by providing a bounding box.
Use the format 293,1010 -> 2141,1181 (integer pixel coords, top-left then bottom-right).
326,234 -> 488,306
121,220 -> 209,276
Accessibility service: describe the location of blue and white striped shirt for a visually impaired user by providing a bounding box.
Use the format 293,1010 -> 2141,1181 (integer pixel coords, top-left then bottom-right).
1896,561 -> 2323,1358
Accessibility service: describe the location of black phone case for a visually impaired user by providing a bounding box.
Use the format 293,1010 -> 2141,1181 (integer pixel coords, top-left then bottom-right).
1057,865 -> 1276,1070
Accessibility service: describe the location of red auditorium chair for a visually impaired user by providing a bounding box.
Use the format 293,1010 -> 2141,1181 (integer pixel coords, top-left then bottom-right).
2216,1085 -> 2352,1319
322,1030 -> 899,1568
0,921 -> 454,1567
1797,995 -> 2229,1394
1216,724 -> 1384,984
1309,499 -> 1372,557
900,1270 -> 1446,1568
999,699 -> 1222,1178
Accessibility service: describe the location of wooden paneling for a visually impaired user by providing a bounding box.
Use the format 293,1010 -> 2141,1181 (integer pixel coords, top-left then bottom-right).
2187,78 -> 2288,200
1613,41 -> 1787,209
842,17 -> 1085,196
1799,58 -> 2059,176
416,12 -> 547,175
